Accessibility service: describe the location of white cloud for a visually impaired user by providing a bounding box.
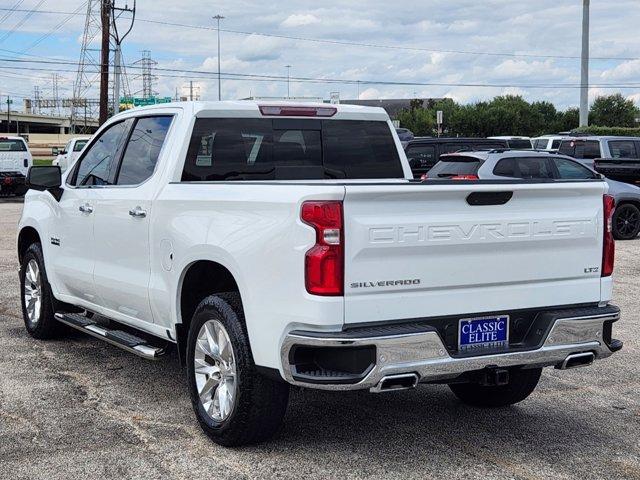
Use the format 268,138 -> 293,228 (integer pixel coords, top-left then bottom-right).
359,87 -> 381,100
281,14 -> 321,27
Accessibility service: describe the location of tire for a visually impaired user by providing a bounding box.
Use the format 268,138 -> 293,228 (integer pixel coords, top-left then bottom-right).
19,242 -> 62,339
612,203 -> 640,240
449,367 -> 542,408
186,293 -> 290,447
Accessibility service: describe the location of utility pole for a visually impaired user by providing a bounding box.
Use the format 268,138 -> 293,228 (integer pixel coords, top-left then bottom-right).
213,14 -> 224,101
110,0 -> 136,115
99,0 -> 111,125
285,65 -> 291,98
579,0 -> 590,127
190,80 -> 194,101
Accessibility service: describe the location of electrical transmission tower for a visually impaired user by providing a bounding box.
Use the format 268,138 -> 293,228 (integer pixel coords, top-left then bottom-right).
71,0 -> 135,132
71,0 -> 103,131
32,86 -> 41,115
133,50 -> 158,99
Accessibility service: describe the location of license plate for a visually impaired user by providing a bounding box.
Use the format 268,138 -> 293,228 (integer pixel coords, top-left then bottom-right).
458,315 -> 509,352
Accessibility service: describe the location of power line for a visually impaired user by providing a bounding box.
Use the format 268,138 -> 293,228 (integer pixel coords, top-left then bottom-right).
0,0 -> 47,44
21,1 -> 89,53
3,58 -> 640,90
0,0 -> 26,27
1,5 -> 639,62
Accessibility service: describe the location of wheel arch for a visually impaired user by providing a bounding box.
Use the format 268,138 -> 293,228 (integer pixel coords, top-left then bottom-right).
17,226 -> 41,263
175,259 -> 244,365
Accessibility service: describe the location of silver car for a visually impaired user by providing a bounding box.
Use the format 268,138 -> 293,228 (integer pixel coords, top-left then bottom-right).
425,150 -> 640,240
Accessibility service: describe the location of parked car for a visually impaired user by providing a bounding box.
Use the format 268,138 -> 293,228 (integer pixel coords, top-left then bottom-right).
52,137 -> 91,173
0,135 -> 32,196
488,136 -> 533,149
558,136 -> 640,174
19,101 -> 621,446
531,135 -> 565,152
404,137 -> 508,178
395,127 -> 414,144
425,149 -> 640,240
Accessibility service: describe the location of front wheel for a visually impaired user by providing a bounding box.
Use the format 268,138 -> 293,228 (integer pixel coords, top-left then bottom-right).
449,367 -> 542,408
186,293 -> 290,446
20,242 -> 62,339
612,203 -> 640,240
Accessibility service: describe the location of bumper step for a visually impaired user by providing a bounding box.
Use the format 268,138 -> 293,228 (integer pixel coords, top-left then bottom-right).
54,312 -> 167,360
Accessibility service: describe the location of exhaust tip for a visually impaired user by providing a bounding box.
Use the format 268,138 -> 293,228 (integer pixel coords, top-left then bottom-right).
371,373 -> 419,393
557,352 -> 595,370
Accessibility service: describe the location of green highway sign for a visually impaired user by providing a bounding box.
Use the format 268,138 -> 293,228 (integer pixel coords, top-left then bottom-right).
120,96 -> 172,107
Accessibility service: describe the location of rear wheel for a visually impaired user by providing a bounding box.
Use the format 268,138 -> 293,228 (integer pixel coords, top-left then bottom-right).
186,293 -> 289,446
449,367 -> 542,408
612,203 -> 640,240
20,242 -> 61,339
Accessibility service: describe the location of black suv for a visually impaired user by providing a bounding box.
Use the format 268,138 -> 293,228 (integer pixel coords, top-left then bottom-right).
404,137 -> 509,178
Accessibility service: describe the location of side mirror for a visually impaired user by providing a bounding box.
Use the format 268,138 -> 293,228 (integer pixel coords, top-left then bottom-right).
51,147 -> 59,155
26,166 -> 63,201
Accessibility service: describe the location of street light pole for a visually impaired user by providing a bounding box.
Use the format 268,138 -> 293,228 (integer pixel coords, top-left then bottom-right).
579,0 -> 590,127
285,65 -> 291,98
213,14 -> 225,101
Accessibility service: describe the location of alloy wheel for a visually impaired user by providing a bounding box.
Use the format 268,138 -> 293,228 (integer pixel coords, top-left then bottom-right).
24,259 -> 42,325
194,319 -> 237,422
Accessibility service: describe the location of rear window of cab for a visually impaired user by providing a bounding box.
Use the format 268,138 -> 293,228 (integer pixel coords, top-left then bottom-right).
181,118 -> 404,181
0,139 -> 27,152
427,156 -> 482,178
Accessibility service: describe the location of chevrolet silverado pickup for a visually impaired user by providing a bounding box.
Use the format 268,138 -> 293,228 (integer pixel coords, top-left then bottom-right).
18,101 -> 622,446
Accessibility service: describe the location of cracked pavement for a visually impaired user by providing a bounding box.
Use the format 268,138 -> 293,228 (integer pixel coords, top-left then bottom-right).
1,198 -> 639,479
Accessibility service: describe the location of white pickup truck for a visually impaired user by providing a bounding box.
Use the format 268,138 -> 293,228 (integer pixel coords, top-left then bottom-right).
18,101 -> 622,446
0,135 -> 32,196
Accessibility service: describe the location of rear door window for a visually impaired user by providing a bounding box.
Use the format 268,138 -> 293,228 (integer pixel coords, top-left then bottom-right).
182,118 -> 403,180
441,143 -> 470,155
73,140 -> 89,152
609,140 -> 638,159
534,139 -> 548,149
493,157 -> 554,179
427,157 -> 481,178
551,139 -> 561,149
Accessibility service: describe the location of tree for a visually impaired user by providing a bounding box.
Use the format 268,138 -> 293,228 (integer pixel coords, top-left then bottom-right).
396,107 -> 435,136
589,94 -> 639,127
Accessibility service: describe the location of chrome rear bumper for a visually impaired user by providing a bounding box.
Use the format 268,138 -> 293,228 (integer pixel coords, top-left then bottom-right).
280,306 -> 621,391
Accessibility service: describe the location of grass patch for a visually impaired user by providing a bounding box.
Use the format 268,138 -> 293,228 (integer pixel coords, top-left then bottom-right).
33,158 -> 53,166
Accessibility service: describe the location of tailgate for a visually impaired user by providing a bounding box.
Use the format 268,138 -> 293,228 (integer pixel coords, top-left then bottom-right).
0,152 -> 19,172
343,182 -> 606,324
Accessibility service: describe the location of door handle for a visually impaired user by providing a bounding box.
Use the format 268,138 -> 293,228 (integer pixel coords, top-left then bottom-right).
78,203 -> 93,214
129,206 -> 147,218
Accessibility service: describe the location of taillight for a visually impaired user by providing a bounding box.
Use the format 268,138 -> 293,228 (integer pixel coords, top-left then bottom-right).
451,174 -> 479,180
602,194 -> 615,277
259,105 -> 337,117
301,201 -> 344,296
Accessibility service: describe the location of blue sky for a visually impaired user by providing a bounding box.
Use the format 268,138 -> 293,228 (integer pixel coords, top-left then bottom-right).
0,0 -> 638,111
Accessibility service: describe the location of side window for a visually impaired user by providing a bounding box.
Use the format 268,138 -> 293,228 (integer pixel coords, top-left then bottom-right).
554,158 -> 596,179
71,120 -> 131,186
73,140 -> 88,152
534,139 -> 548,149
493,157 -> 554,179
493,158 -> 516,177
609,141 -> 638,159
551,140 -> 561,149
557,141 -> 576,157
115,116 -> 173,186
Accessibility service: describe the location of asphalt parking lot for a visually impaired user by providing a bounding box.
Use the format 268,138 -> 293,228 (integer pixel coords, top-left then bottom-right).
0,198 -> 639,480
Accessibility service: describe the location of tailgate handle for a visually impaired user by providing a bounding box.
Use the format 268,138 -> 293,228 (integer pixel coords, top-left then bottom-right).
466,191 -> 513,206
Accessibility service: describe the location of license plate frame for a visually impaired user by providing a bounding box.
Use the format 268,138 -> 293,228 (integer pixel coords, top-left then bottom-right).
458,315 -> 509,352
